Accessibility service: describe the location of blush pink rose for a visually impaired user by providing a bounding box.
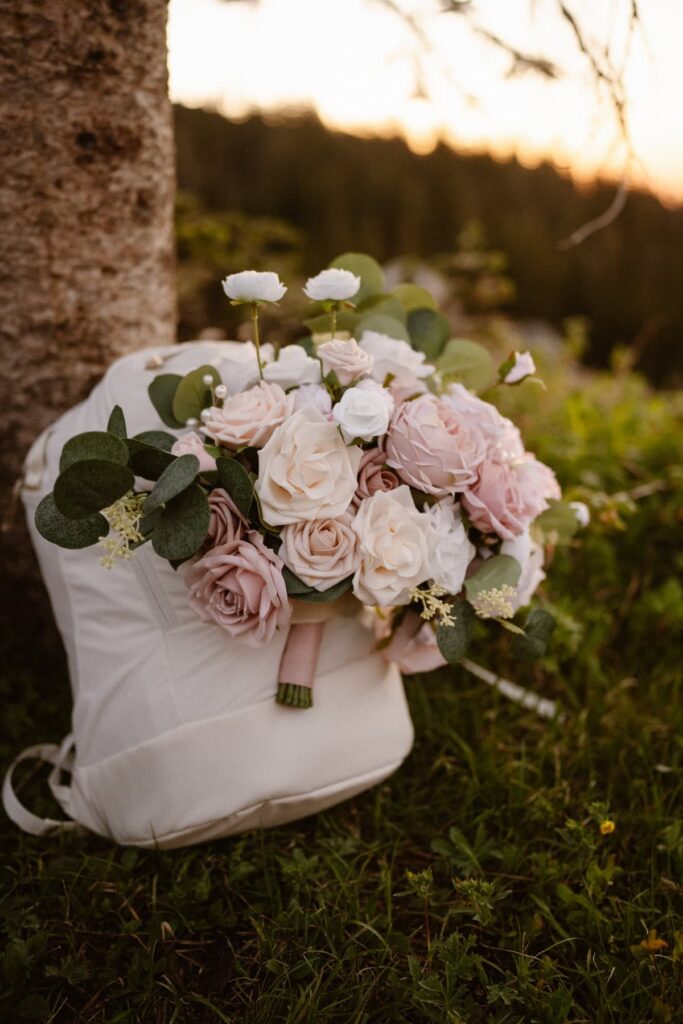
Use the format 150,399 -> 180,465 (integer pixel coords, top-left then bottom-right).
171,431 -> 217,473
317,337 -> 373,386
185,531 -> 291,647
352,447 -> 401,509
385,393 -> 487,497
207,487 -> 248,546
280,512 -> 360,591
463,453 -> 560,540
203,381 -> 293,450
381,612 -> 447,675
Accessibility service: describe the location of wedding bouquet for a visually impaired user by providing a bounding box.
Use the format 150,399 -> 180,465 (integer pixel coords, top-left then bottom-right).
35,254 -> 585,709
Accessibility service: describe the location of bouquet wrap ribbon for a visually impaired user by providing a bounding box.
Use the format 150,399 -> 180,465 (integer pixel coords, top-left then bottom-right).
276,598 -> 349,708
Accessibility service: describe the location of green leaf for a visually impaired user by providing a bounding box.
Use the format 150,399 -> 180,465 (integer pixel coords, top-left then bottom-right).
216,457 -> 254,517
35,493 -> 109,549
465,554 -> 522,603
151,484 -> 210,561
126,438 -> 176,481
59,431 -> 129,473
53,460 -> 134,519
329,252 -> 384,304
133,430 -> 176,452
283,567 -> 352,602
172,365 -> 220,425
534,500 -> 580,545
357,313 -> 410,343
437,339 -> 497,393
510,609 -> 556,661
436,601 -> 476,663
392,283 -> 437,312
407,307 -> 450,360
107,405 -> 127,438
283,566 -> 312,595
355,293 -> 407,324
144,454 -> 200,514
148,373 -> 183,428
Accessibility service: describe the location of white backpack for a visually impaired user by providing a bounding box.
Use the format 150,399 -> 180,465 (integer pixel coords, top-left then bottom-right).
3,342 -> 414,848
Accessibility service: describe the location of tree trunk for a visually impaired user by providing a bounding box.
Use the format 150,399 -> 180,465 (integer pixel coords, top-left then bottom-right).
0,0 -> 176,625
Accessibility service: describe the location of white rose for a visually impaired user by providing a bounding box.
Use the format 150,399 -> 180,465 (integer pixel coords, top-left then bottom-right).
292,383 -> 333,417
425,499 -> 475,595
256,407 -> 362,525
263,344 -> 322,389
222,270 -> 287,303
317,337 -> 373,385
352,486 -> 433,606
215,341 -> 275,396
501,529 -> 546,611
332,379 -> 394,443
304,268 -> 361,301
503,350 -> 536,384
359,330 -> 434,388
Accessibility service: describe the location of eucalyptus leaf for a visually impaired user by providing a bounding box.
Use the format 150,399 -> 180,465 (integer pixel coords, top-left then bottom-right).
144,454 -> 200,514
53,460 -> 134,519
133,430 -> 176,452
329,252 -> 384,304
148,374 -> 183,428
151,484 -> 210,561
107,405 -> 127,439
304,310 -> 358,337
392,283 -> 437,312
35,493 -> 109,549
216,457 -> 254,517
436,601 -> 475,663
172,365 -> 220,425
510,608 -> 556,661
283,566 -> 315,596
293,577 -> 353,603
464,554 -> 522,603
59,432 -> 129,473
126,438 -> 176,481
437,338 -> 497,393
355,293 -> 407,324
357,313 -> 410,343
534,500 -> 580,545
407,307 -> 450,360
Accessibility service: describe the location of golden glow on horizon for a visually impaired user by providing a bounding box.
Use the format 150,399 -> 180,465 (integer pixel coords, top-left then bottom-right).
168,0 -> 683,205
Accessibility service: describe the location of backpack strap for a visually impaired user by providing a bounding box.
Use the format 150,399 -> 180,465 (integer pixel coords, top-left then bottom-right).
2,734 -> 83,836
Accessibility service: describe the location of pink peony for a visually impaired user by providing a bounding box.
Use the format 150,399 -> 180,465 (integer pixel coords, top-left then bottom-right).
442,384 -> 524,458
381,612 -> 447,675
207,487 -> 248,547
352,447 -> 401,509
185,531 -> 291,647
463,453 -> 560,540
385,393 -> 487,497
171,431 -> 217,473
280,512 -> 360,591
203,381 -> 293,451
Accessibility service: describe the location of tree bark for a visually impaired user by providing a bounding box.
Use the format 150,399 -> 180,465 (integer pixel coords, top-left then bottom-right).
0,0 -> 176,622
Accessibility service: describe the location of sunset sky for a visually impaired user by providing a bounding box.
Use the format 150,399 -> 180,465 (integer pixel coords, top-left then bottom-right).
168,0 -> 683,205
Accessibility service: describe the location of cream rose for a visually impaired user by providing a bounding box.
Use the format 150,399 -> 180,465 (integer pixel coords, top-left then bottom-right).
263,344 -> 322,389
425,498 -> 475,595
215,341 -> 275,396
280,512 -> 360,591
317,337 -> 373,385
359,330 -> 434,388
203,381 -> 293,450
352,486 -> 433,605
256,406 -> 362,525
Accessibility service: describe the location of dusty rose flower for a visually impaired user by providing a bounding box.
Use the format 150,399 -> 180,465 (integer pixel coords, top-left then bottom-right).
171,431 -> 217,473
442,383 -> 523,457
256,406 -> 362,525
185,531 -> 290,647
207,487 -> 248,546
386,393 -> 487,497
280,512 -> 360,591
352,447 -> 401,509
463,452 -> 560,540
203,381 -> 293,450
381,612 -> 447,675
352,486 -> 432,606
317,337 -> 373,385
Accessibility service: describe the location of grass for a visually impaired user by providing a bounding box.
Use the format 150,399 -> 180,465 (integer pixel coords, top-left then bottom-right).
1,357 -> 682,1023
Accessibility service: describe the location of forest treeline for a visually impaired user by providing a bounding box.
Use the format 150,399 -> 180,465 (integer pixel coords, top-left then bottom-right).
174,104 -> 683,383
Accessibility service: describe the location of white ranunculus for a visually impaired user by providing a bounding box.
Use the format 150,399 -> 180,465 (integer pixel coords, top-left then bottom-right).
292,383 -> 333,417
263,344 -> 322,389
214,341 -> 275,396
503,350 -> 536,384
304,268 -> 361,301
569,501 -> 590,528
425,499 -> 475,595
256,407 -> 362,525
222,270 -> 287,303
501,529 -> 546,611
332,379 -> 394,443
352,486 -> 433,606
359,330 -> 434,388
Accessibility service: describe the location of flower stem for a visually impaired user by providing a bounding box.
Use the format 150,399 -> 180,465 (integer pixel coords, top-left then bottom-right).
251,303 -> 264,379
330,303 -> 337,340
276,682 -> 313,709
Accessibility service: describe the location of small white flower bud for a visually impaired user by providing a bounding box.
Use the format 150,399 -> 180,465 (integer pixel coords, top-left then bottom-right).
200,408 -> 212,423
185,417 -> 199,428
214,384 -> 228,400
202,374 -> 214,386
